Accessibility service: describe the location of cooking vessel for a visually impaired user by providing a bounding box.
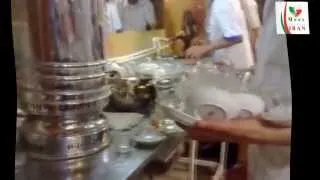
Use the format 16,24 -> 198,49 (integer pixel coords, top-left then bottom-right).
21,114 -> 110,160
105,72 -> 157,112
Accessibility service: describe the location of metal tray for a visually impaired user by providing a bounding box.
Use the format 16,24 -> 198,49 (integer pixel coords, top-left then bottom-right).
20,94 -> 110,117
18,73 -> 107,91
36,64 -> 106,76
39,74 -> 106,91
19,86 -> 110,102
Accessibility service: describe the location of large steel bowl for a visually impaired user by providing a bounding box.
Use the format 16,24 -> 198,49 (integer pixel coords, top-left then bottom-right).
105,73 -> 156,112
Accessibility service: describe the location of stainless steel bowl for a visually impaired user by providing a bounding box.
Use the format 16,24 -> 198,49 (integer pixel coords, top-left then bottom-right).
21,115 -> 110,160
106,76 -> 156,112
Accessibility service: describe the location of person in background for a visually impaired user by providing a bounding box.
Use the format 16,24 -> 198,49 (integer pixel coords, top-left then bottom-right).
104,0 -> 123,33
185,0 -> 255,70
174,0 -> 207,51
174,10 -> 199,52
117,0 -> 156,32
240,0 -> 261,59
179,0 -> 292,179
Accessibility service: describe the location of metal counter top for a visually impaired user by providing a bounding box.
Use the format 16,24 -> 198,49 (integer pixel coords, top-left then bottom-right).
15,120 -> 185,180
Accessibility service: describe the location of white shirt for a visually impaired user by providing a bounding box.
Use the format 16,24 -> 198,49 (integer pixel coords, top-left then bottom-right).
118,0 -> 156,32
206,0 -> 254,69
248,0 -> 291,180
104,2 -> 123,33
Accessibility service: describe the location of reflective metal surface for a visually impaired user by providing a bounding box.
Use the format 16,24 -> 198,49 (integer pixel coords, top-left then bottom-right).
21,115 -> 111,160
16,0 -> 111,160
16,121 -> 185,180
106,75 -> 156,113
24,0 -> 105,63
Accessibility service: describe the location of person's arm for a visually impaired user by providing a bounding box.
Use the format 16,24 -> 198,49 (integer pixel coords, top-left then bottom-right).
185,36 -> 243,59
185,0 -> 244,59
185,118 -> 291,146
250,29 -> 260,48
241,0 -> 261,57
208,36 -> 243,51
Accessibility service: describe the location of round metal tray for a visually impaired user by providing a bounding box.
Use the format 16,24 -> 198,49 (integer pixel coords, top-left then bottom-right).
18,73 -> 107,91
21,115 -> 111,160
35,60 -> 107,68
18,86 -> 110,102
40,77 -> 106,91
20,94 -> 110,117
36,64 -> 106,76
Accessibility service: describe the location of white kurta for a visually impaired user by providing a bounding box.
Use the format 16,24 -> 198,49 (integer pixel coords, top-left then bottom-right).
118,0 -> 156,32
206,0 -> 255,69
104,2 -> 123,33
248,0 -> 292,180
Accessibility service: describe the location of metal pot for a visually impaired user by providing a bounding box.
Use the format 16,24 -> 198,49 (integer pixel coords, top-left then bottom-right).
105,73 -> 156,112
21,114 -> 110,160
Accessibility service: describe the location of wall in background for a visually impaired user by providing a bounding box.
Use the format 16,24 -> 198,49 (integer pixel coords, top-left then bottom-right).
105,30 -> 167,58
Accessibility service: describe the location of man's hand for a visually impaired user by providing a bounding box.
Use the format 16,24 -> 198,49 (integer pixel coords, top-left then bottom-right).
183,58 -> 198,65
185,45 -> 212,59
176,120 -> 221,142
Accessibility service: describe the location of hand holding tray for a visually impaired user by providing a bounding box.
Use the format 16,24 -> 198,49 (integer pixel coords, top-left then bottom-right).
159,104 -> 199,127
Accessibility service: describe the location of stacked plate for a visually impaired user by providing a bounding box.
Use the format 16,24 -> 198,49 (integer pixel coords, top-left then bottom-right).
18,61 -> 112,160
18,61 -> 110,118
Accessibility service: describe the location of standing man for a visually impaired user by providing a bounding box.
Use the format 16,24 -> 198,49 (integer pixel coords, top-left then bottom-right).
241,0 -> 261,55
180,0 -> 292,179
117,0 -> 156,32
185,0 -> 255,69
104,0 -> 123,33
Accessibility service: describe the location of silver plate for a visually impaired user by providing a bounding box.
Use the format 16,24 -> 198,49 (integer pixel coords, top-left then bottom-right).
20,95 -> 110,117
133,129 -> 166,146
36,64 -> 105,76
39,76 -> 106,91
19,86 -> 110,102
36,60 -> 108,68
18,73 -> 106,91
